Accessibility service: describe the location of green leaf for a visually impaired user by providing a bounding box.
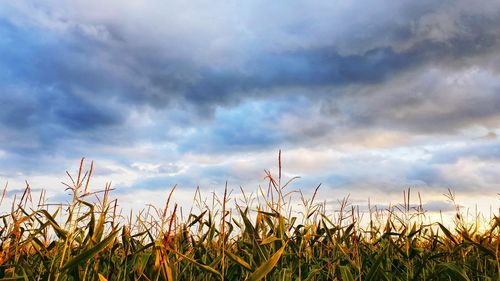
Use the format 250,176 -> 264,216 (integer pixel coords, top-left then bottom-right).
174,250 -> 223,280
187,210 -> 207,227
438,263 -> 470,281
340,266 -> 355,281
247,244 -> 285,281
39,209 -> 68,240
260,236 -> 280,245
364,245 -> 387,281
225,250 -> 252,271
61,228 -> 120,271
438,223 -> 458,245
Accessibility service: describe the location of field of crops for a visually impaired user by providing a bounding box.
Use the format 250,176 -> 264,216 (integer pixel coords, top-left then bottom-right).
0,159 -> 499,281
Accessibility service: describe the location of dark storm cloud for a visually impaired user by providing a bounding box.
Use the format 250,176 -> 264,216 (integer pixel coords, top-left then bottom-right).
1,0 -> 500,203
0,90 -> 38,129
0,19 -> 127,159
177,98 -> 298,152
406,165 -> 445,186
52,94 -> 124,131
0,86 -> 124,149
317,63 -> 500,138
431,142 -> 500,164
3,1 -> 500,135
123,15 -> 500,113
5,1 -> 500,106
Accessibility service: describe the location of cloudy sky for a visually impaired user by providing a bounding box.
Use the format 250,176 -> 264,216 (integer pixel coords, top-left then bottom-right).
1,1 -> 499,214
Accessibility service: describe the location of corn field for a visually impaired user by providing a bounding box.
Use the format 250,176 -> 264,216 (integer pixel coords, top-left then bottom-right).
0,158 -> 499,281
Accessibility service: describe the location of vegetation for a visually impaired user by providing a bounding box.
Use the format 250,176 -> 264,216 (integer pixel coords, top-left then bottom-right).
0,156 -> 499,280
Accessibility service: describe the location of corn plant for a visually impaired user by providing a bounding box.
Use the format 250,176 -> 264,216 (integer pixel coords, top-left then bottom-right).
0,156 -> 498,280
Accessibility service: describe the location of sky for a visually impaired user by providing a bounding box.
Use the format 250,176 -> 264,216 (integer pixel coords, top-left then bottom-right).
0,1 -> 499,216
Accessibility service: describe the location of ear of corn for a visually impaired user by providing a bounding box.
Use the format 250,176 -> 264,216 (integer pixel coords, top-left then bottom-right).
0,158 -> 498,280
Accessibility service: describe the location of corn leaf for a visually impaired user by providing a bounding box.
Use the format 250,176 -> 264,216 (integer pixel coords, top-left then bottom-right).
247,244 -> 285,281
61,228 -> 120,271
